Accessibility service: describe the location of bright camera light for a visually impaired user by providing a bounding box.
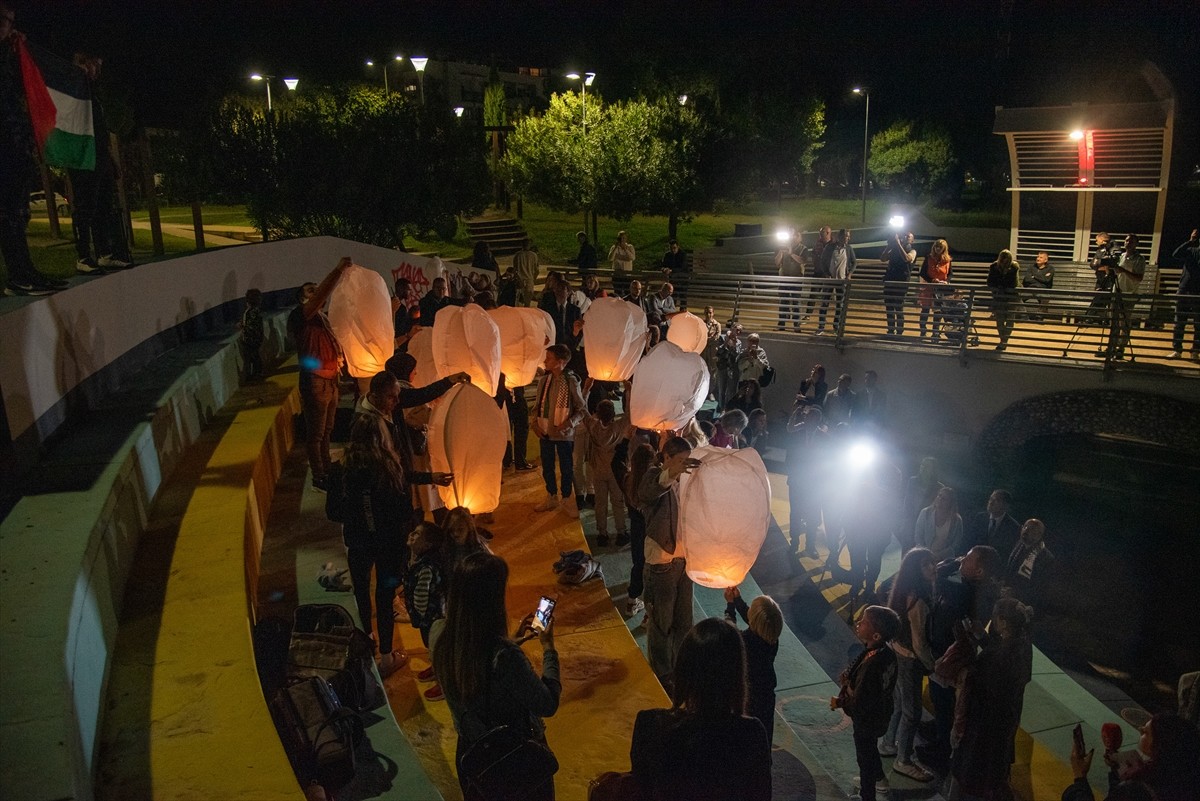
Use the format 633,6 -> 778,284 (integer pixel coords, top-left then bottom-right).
775,228 -> 791,244
847,440 -> 877,468
889,215 -> 905,229
1069,129 -> 1084,140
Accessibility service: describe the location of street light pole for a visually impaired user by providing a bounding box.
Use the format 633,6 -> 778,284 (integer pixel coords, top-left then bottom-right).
853,86 -> 869,223
411,57 -> 429,105
250,73 -> 274,111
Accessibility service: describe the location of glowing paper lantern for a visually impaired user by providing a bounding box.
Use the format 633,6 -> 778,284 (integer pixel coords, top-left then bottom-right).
428,383 -> 508,513
583,296 -> 649,381
678,445 -> 772,588
666,311 -> 708,354
327,263 -> 393,378
488,306 -> 554,388
432,303 -> 502,396
628,341 -> 709,431
408,328 -> 440,390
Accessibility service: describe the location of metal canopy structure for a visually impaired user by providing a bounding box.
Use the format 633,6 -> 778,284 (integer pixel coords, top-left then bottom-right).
994,98 -> 1174,266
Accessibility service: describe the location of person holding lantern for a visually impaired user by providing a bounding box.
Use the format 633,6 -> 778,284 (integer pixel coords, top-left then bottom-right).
532,345 -> 588,517
637,436 -> 701,685
297,257 -> 352,492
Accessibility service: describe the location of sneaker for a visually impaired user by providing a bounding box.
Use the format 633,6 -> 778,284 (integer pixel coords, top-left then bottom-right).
626,597 -> 645,617
1167,350 -> 1182,359
851,776 -> 890,792
515,462 -> 537,472
878,741 -> 898,756
76,258 -> 103,274
379,650 -> 409,678
563,496 -> 580,519
815,328 -> 826,336
417,666 -> 437,682
423,683 -> 445,701
534,495 -> 559,512
5,277 -> 57,297
98,254 -> 133,269
893,760 -> 934,782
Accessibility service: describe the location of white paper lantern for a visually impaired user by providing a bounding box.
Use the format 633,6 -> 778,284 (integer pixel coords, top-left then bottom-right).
408,328 -> 440,390
488,306 -> 554,388
628,341 -> 709,431
428,383 -> 508,513
432,303 -> 502,396
583,296 -> 649,381
666,311 -> 708,354
326,263 -> 393,379
678,445 -> 772,588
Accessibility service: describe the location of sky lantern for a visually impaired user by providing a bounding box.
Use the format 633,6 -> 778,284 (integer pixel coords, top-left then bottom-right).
628,341 -> 709,431
428,383 -> 508,513
432,303 -> 501,396
666,311 -> 708,354
326,263 -> 393,379
582,296 -> 649,381
488,306 -> 554,387
408,328 -> 440,390
678,445 -> 772,588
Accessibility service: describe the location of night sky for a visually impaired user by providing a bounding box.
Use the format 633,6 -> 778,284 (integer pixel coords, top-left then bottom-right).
11,0 -> 1200,182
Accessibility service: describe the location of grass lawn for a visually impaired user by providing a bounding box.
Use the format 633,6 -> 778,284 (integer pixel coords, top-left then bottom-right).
129,204 -> 256,228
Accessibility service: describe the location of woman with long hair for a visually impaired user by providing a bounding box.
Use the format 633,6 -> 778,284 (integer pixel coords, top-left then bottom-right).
341,415 -> 448,676
987,249 -> 1020,351
914,486 -> 964,563
622,440 -> 657,617
630,618 -> 772,800
880,547 -> 937,782
919,239 -> 953,341
1109,712 -> 1200,801
433,551 -> 561,801
728,379 -> 763,417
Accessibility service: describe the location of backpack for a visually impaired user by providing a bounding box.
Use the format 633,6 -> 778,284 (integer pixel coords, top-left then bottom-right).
270,676 -> 363,793
287,604 -> 385,713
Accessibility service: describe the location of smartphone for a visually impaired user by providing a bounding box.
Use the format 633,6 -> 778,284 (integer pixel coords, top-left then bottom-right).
1073,723 -> 1086,754
531,596 -> 556,633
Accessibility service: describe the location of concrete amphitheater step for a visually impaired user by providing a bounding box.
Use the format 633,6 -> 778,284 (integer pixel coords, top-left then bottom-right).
465,214 -> 528,256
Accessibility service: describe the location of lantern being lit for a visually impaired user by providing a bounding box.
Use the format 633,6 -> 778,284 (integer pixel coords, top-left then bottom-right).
583,296 -> 649,381
428,383 -> 508,513
488,306 -> 554,387
628,341 -> 709,431
666,311 -> 708,354
678,445 -> 772,588
408,328 -> 440,390
432,303 -> 502,396
326,263 -> 393,378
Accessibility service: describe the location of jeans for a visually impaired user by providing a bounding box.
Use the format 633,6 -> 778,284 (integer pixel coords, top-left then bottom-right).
347,543 -> 404,654
883,284 -> 907,335
643,558 -> 693,679
300,373 -> 339,482
539,438 -> 574,497
787,473 -> 821,552
854,723 -> 886,801
628,508 -> 647,599
884,655 -> 925,762
778,284 -> 803,328
813,284 -> 837,330
1173,295 -> 1200,353
592,473 -> 626,538
1106,292 -> 1138,354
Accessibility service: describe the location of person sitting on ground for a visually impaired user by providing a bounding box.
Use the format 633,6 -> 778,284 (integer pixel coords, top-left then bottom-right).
404,522 -> 449,701
736,333 -> 770,386
724,589 -> 784,748
914,486 -> 964,563
710,408 -> 748,449
434,551 -> 561,801
832,605 -> 901,801
949,597 -> 1035,800
880,548 -> 938,783
583,398 -> 630,547
1004,518 -> 1056,608
796,363 -> 828,407
630,618 -> 772,801
638,437 -> 700,683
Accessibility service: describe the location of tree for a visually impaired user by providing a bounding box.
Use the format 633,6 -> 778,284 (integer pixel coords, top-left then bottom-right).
867,121 -> 957,198
169,86 -> 489,246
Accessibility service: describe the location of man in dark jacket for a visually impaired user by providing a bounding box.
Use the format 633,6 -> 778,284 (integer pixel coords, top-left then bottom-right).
880,232 -> 916,336
965,489 -> 1020,556
1169,228 -> 1200,360
574,231 -> 597,272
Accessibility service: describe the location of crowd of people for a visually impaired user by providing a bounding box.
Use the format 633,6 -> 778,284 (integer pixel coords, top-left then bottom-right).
276,244 -> 1200,801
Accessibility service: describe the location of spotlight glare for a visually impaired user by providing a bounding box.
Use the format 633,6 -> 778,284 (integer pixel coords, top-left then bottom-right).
848,440 -> 878,468
1069,129 -> 1085,140
889,215 -> 905,229
775,228 -> 791,244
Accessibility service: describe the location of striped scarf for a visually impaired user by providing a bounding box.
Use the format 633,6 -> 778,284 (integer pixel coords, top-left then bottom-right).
536,372 -> 570,429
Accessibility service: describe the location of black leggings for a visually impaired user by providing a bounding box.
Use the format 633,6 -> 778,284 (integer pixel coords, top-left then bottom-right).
347,544 -> 404,654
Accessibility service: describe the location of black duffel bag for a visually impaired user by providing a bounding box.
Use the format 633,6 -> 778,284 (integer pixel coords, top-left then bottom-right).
288,603 -> 385,712
270,676 -> 364,793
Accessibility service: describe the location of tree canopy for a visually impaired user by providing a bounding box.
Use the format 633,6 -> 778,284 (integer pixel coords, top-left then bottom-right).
867,120 -> 957,198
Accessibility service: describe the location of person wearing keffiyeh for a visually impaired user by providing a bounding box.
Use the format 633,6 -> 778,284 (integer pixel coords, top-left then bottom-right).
531,344 -> 587,518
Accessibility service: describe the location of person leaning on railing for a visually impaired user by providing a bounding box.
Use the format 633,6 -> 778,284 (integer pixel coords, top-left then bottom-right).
987,250 -> 1020,351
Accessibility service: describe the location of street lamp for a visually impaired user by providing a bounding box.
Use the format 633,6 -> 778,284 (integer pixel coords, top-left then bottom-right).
453,106 -> 465,118
284,78 -> 299,91
366,55 -> 403,94
565,71 -> 596,130
411,56 -> 429,104
853,86 -> 870,223
250,73 -> 273,111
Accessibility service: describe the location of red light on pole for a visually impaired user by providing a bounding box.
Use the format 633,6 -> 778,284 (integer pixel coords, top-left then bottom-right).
1075,129 -> 1095,186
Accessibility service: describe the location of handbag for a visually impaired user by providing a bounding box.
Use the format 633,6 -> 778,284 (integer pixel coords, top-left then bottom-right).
288,604 -> 386,712
758,366 -> 776,388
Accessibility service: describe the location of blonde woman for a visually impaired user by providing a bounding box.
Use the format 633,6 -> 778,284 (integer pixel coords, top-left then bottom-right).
918,239 -> 953,341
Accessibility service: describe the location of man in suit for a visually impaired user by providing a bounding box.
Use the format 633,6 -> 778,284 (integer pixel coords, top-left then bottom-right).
966,489 -> 1020,556
538,278 -> 584,350
1005,518 -> 1056,607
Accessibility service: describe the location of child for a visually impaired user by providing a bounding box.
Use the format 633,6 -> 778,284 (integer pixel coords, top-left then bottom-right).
443,506 -> 492,573
405,523 -> 448,701
832,605 -> 900,801
239,288 -> 264,380
724,587 -> 783,747
583,399 -> 629,546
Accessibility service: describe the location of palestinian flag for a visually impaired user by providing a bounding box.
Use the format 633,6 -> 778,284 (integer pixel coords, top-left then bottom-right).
16,39 -> 95,170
